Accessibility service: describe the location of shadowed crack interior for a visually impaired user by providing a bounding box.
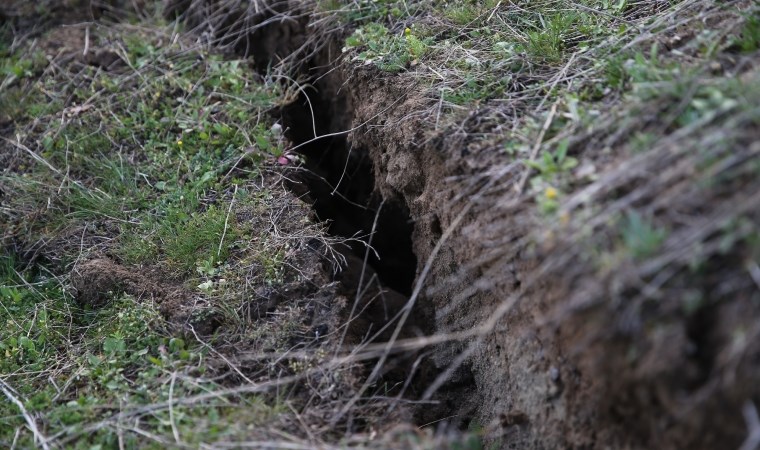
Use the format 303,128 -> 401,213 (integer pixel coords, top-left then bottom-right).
279,91 -> 417,297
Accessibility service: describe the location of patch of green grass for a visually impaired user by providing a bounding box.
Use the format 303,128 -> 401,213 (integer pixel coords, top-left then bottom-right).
322,0 -> 424,24
161,205 -> 237,274
0,255 -> 70,375
731,15 -> 760,53
444,1 -> 500,26
2,22 -> 284,273
0,253 -> 281,448
675,83 -> 740,128
0,46 -> 51,121
443,73 -> 513,105
344,23 -> 431,72
603,53 -> 629,90
522,13 -> 578,64
118,189 -> 237,275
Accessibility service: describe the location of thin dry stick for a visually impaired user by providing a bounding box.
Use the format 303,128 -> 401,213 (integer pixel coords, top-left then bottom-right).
2,136 -> 61,175
516,100 -> 559,194
486,1 -> 503,22
218,184 -> 239,257
168,371 -> 182,445
0,378 -> 51,450
83,26 -> 90,56
740,401 -> 760,450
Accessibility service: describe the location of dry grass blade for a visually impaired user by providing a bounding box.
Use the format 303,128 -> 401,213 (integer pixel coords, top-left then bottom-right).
0,378 -> 51,450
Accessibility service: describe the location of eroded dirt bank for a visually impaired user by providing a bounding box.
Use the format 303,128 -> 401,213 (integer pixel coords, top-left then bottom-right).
174,0 -> 760,448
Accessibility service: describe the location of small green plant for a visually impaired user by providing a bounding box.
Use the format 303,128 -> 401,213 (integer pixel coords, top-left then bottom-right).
443,74 -> 512,105
604,53 -> 629,90
731,15 -> 760,53
522,13 -> 577,63
624,44 -> 686,100
620,211 -> 668,259
676,85 -> 739,127
532,184 -> 560,215
524,140 -> 579,180
0,49 -> 46,85
344,23 -> 430,71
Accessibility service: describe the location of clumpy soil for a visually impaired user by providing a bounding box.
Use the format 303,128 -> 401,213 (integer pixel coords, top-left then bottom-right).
71,258 -> 188,312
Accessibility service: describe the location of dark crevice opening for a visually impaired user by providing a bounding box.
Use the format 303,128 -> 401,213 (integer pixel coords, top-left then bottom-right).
167,1 -> 418,295
279,91 -> 417,297
275,77 -> 478,429
277,84 -> 450,410
190,8 -> 459,426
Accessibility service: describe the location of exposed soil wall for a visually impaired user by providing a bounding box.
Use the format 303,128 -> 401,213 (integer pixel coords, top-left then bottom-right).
299,34 -> 760,450
343,63 -> 760,448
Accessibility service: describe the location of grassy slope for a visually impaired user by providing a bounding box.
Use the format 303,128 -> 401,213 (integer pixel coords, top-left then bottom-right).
0,17 -> 294,448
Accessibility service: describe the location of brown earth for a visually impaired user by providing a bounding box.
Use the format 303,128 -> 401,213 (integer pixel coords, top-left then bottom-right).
343,67 -> 760,449
71,257 -> 188,311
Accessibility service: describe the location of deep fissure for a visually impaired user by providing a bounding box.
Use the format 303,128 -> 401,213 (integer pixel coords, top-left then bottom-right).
277,82 -> 477,430
178,1 -> 418,308
279,92 -> 417,297
177,6 -> 461,426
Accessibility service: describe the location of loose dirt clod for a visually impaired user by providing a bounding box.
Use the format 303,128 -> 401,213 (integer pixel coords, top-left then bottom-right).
70,258 -> 191,318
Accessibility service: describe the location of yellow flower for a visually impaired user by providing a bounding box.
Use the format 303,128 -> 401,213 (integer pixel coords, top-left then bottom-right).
177,139 -> 183,147
404,27 -> 412,36
545,186 -> 558,199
